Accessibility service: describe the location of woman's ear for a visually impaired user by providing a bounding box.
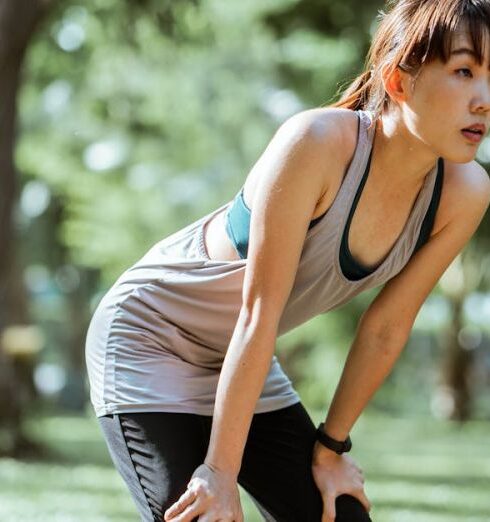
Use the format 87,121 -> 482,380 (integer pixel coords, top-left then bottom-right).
381,64 -> 414,104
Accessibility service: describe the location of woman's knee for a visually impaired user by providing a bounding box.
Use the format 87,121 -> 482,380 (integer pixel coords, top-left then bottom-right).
335,494 -> 372,522
100,412 -> 208,521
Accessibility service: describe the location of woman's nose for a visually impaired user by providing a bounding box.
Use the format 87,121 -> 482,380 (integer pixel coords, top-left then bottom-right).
473,83 -> 490,112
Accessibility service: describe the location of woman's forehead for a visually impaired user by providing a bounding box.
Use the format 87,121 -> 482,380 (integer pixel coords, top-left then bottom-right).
449,22 -> 490,62
451,30 -> 483,50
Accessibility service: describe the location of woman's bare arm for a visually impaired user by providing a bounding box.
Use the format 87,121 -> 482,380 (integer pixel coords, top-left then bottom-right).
321,160 -> 490,442
203,108 -> 351,476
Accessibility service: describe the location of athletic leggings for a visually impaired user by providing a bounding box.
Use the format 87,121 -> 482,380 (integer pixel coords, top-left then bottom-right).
98,402 -> 372,522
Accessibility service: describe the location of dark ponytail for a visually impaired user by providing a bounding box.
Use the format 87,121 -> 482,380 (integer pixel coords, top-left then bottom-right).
330,69 -> 374,112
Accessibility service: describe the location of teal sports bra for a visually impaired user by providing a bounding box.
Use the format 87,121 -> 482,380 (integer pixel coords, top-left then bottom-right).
225,150 -> 444,281
224,188 -> 327,261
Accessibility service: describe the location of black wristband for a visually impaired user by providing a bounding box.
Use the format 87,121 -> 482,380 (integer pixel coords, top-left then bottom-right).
315,423 -> 352,455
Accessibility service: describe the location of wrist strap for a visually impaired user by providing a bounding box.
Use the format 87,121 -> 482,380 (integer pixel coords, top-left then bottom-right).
315,423 -> 352,455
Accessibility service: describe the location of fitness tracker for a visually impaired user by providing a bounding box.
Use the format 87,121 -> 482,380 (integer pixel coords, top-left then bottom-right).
315,423 -> 352,455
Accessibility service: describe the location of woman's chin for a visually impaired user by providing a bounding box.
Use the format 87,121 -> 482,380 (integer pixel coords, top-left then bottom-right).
442,150 -> 480,164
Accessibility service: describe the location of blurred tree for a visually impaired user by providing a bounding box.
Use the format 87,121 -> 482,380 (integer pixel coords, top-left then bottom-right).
0,0 -> 55,455
437,237 -> 490,421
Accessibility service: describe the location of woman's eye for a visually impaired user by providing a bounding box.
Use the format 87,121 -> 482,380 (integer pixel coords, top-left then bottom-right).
456,68 -> 473,78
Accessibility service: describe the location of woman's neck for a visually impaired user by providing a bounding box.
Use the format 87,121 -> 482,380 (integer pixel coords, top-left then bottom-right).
370,110 -> 439,191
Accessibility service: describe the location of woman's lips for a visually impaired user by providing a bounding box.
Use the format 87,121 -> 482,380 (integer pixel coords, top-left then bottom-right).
461,129 -> 484,143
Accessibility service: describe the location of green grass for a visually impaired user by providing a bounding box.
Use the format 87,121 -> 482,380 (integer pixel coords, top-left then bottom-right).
0,410 -> 488,521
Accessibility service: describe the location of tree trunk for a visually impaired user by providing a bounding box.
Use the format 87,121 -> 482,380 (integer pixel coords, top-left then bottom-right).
438,249 -> 486,422
442,293 -> 473,421
0,0 -> 53,456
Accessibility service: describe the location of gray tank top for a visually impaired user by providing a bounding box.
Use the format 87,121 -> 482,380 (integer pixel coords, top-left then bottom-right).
85,110 -> 440,417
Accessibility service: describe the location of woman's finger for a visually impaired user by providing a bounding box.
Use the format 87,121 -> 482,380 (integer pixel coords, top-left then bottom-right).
356,489 -> 372,513
164,489 -> 197,520
198,507 -> 238,522
321,493 -> 337,522
169,501 -> 203,522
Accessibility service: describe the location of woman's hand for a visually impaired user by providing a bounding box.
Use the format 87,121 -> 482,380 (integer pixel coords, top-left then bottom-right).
311,442 -> 371,522
163,463 -> 244,522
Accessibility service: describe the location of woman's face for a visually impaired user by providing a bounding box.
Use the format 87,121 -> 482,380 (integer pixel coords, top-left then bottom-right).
401,27 -> 490,163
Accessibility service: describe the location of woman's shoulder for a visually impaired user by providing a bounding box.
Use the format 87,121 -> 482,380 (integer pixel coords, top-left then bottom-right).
425,159 -> 489,240
274,107 -> 361,190
238,106 -> 363,227
433,159 -> 490,236
283,106 -> 359,151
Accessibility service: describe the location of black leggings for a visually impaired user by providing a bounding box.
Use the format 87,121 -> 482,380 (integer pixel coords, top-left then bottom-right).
98,402 -> 372,522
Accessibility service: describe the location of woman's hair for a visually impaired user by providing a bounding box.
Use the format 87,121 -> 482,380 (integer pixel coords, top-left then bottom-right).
331,0 -> 490,119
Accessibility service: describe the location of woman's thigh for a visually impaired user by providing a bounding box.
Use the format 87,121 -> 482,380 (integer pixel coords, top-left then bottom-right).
233,402 -> 372,522
98,405 -> 372,522
98,411 -> 208,522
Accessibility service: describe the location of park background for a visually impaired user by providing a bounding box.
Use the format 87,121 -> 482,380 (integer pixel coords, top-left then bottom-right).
1,0 -> 489,520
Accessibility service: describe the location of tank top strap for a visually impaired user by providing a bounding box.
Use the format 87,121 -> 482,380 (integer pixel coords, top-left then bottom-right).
341,109 -> 376,199
321,109 -> 376,232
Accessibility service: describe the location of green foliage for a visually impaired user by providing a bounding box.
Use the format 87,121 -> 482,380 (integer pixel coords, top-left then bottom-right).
17,0 -> 377,285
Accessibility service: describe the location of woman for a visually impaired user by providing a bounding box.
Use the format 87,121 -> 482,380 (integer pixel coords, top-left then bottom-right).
85,1 -> 490,521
